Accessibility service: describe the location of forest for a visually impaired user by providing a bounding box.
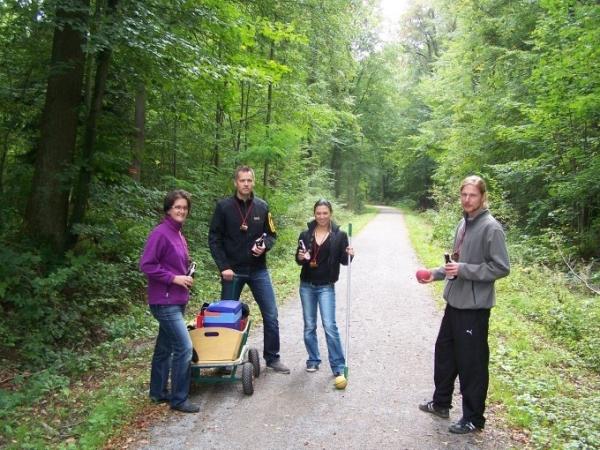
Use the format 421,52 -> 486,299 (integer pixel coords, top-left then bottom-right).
0,0 -> 598,448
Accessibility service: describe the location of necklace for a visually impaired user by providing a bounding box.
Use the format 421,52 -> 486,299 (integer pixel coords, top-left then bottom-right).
310,227 -> 330,268
234,198 -> 254,231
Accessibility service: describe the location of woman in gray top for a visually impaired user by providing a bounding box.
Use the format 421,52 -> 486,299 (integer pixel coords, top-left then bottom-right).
417,175 -> 510,434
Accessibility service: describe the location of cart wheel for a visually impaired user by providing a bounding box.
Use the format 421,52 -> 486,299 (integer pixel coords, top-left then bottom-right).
242,362 -> 254,395
248,348 -> 261,378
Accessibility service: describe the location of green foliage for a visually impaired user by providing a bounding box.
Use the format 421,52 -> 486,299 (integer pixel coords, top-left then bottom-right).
0,315 -> 152,449
507,266 -> 600,372
0,0 -> 377,375
0,181 -> 160,366
381,0 -> 599,262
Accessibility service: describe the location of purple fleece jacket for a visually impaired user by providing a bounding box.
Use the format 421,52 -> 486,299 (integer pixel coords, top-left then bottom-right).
140,216 -> 190,305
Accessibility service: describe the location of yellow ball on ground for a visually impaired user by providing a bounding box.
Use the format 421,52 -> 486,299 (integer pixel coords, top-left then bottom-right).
334,375 -> 347,390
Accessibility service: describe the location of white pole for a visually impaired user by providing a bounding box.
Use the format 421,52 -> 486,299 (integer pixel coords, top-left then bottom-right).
344,223 -> 352,378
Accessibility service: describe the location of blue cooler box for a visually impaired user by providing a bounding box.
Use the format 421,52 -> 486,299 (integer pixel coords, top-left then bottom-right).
207,300 -> 242,314
204,301 -> 242,329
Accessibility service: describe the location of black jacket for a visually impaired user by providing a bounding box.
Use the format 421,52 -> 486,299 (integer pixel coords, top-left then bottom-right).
209,194 -> 276,272
296,220 -> 351,283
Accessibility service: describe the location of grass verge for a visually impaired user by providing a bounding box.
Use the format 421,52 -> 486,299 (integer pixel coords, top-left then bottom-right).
403,208 -> 600,449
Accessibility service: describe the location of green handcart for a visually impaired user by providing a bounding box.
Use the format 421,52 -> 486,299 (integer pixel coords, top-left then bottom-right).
189,318 -> 260,395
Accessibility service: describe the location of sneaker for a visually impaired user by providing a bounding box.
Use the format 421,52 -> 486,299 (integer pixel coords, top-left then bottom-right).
306,364 -> 319,373
448,419 -> 482,434
170,400 -> 200,413
418,400 -> 450,419
267,360 -> 291,374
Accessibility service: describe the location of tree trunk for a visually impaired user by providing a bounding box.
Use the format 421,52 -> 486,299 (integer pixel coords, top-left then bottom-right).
171,118 -> 178,178
263,41 -> 274,192
130,82 -> 145,182
25,0 -> 89,252
212,96 -> 224,168
83,0 -> 102,113
244,85 -> 251,152
68,0 -> 119,249
331,144 -> 342,197
236,81 -> 245,152
211,43 -> 225,168
0,130 -> 11,195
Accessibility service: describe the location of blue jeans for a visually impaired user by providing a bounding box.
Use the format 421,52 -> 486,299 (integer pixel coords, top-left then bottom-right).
149,304 -> 193,407
299,282 -> 345,374
221,269 -> 281,364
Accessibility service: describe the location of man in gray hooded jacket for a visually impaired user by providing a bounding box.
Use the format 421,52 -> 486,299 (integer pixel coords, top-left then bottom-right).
417,175 -> 510,434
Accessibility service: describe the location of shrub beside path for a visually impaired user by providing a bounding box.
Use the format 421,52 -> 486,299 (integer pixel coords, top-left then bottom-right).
132,207 -> 515,450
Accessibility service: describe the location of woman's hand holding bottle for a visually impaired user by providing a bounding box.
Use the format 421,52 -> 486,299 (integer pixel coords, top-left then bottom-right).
173,275 -> 194,289
297,240 -> 311,262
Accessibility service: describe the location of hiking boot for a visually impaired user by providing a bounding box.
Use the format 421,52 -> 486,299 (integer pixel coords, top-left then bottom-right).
448,419 -> 482,434
170,400 -> 200,413
267,360 -> 290,374
306,364 -> 319,373
149,396 -> 169,404
418,400 -> 450,419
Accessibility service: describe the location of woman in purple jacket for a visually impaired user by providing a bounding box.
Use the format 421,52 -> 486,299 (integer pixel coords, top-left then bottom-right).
140,190 -> 199,413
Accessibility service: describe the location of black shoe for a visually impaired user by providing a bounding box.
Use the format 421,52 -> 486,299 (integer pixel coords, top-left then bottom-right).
149,396 -> 169,404
418,400 -> 450,419
267,360 -> 290,374
171,400 -> 200,413
449,419 -> 482,434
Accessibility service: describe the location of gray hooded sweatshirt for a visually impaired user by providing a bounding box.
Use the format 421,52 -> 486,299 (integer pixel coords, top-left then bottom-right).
432,208 -> 510,310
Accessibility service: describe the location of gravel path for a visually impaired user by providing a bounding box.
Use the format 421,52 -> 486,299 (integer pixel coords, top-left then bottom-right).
133,207 -> 513,450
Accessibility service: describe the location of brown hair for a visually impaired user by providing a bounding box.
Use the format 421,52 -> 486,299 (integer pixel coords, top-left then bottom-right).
460,175 -> 488,208
313,198 -> 333,213
163,189 -> 192,213
234,165 -> 255,180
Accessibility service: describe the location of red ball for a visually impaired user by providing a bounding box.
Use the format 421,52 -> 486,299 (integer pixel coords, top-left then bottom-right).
416,268 -> 431,282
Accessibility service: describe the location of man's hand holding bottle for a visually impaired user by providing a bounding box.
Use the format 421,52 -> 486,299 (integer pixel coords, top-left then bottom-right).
444,253 -> 458,280
251,233 -> 267,257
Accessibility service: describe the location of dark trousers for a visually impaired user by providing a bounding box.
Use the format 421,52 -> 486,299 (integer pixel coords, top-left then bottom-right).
432,304 -> 490,428
220,269 -> 281,364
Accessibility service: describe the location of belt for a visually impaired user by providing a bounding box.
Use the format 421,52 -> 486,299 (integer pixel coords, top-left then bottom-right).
302,280 -> 332,287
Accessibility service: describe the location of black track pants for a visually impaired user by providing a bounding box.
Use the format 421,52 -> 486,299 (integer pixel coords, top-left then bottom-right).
432,304 -> 490,428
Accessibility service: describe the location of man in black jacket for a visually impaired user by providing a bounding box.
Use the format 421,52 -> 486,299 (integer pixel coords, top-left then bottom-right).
208,166 -> 289,374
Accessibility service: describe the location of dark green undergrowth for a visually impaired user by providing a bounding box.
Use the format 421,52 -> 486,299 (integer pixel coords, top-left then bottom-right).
403,208 -> 600,450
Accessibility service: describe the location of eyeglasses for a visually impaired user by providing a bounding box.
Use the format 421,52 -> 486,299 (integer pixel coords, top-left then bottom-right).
171,205 -> 188,211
